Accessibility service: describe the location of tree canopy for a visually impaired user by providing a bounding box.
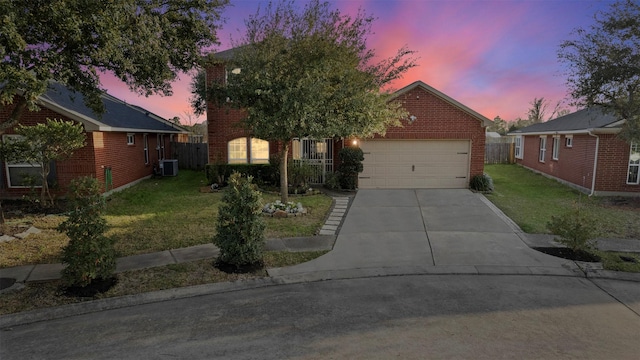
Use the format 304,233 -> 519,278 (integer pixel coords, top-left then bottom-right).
206,0 -> 417,201
0,0 -> 228,132
558,0 -> 640,142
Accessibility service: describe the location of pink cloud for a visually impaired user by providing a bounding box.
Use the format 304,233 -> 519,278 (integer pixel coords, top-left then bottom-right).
95,0 -> 612,125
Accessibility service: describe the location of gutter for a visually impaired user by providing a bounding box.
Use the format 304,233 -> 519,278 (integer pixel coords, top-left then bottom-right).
587,129 -> 599,196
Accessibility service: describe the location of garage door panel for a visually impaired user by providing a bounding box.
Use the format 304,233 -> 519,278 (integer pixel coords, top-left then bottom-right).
359,140 -> 470,189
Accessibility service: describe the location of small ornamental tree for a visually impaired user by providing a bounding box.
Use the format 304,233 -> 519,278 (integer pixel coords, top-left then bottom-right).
1,119 -> 86,207
59,177 -> 116,288
547,204 -> 599,253
213,172 -> 266,269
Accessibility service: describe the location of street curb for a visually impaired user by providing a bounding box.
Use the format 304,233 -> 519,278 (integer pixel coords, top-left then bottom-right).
3,262 -> 640,329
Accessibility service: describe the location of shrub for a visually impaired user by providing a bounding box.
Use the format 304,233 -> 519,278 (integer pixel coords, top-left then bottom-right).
213,172 -> 266,269
323,172 -> 341,190
58,177 -> 116,288
288,161 -> 315,189
205,163 -> 274,187
469,173 -> 494,193
337,147 -> 364,190
547,204 -> 599,252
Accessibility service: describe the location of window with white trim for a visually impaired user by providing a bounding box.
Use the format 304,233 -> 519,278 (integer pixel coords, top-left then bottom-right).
157,134 -> 165,160
250,138 -> 269,164
228,137 -> 269,164
514,136 -> 523,159
143,134 -> 149,164
127,133 -> 135,145
228,138 -> 248,164
552,136 -> 560,160
565,136 -> 573,147
627,143 -> 640,185
2,135 -> 43,188
539,136 -> 547,162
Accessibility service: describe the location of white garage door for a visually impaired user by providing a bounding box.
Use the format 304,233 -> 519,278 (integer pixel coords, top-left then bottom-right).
358,140 -> 470,189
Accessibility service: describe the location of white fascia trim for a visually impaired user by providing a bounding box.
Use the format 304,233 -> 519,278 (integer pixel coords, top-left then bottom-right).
509,128 -> 621,136
37,97 -> 105,131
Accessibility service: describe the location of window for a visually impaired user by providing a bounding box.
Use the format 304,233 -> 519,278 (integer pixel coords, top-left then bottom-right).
565,136 -> 573,148
2,135 -> 43,188
127,133 -> 135,145
228,137 -> 269,164
250,138 -> 269,164
552,136 -> 560,160
157,134 -> 165,160
143,134 -> 149,165
514,136 -> 523,159
228,138 -> 248,164
539,136 -> 547,162
628,143 -> 640,185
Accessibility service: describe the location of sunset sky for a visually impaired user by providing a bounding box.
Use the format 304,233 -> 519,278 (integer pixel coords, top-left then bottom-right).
100,0 -> 614,125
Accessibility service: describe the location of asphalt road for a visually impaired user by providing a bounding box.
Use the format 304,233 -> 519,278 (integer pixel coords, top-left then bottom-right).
2,274 -> 640,359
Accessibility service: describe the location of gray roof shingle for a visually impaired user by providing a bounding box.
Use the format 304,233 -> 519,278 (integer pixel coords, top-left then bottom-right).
38,82 -> 185,133
511,107 -> 621,135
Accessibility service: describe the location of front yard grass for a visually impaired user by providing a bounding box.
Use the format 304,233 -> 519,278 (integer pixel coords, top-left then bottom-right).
484,164 -> 640,239
0,170 -> 333,268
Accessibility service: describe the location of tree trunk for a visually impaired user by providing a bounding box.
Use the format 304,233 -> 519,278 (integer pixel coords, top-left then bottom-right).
41,161 -> 51,208
279,143 -> 289,203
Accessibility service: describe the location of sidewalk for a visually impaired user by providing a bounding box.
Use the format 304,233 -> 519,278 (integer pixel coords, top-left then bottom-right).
0,195 -> 352,286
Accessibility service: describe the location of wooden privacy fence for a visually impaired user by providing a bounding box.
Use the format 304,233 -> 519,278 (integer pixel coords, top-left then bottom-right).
171,142 -> 208,170
485,142 -> 515,164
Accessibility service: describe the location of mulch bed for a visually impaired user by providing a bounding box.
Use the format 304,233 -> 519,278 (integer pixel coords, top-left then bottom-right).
532,247 -> 601,262
63,277 -> 118,298
214,260 -> 264,274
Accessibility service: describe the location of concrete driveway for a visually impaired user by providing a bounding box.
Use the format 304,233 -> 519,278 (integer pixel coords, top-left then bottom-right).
269,189 -> 573,279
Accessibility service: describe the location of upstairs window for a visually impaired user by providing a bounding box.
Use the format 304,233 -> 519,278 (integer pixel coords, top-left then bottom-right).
127,133 -> 135,145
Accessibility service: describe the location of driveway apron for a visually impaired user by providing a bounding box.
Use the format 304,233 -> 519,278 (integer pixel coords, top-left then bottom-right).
268,189 -> 568,277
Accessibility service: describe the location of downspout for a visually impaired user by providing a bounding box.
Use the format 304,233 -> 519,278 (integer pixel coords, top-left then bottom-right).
587,130 -> 599,196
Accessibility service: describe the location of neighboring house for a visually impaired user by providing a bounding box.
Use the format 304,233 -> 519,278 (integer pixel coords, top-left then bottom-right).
510,107 -> 639,196
206,51 -> 491,189
0,82 -> 187,198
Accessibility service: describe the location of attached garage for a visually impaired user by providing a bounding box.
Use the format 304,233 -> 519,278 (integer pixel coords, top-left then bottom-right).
359,140 -> 471,189
352,81 -> 491,190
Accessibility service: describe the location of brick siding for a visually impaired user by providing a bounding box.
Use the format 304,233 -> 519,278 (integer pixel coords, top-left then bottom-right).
516,133 -> 639,194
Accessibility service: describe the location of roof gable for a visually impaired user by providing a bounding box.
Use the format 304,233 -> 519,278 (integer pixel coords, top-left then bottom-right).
37,82 -> 186,133
392,81 -> 492,127
510,107 -> 622,135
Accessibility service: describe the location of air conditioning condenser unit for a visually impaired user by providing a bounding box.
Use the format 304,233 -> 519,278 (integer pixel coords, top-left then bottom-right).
160,159 -> 178,176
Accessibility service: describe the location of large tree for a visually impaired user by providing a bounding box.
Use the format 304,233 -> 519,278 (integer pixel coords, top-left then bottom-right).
207,0 -> 417,202
0,0 -> 228,132
558,0 -> 640,142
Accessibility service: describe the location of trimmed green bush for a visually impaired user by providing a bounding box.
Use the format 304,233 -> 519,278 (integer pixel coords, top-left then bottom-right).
547,205 -> 599,252
59,177 -> 116,287
469,173 -> 494,193
205,163 -> 274,187
213,172 -> 266,268
337,147 -> 364,190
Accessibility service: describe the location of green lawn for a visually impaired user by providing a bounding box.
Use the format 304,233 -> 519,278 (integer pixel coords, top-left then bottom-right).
0,170 -> 333,267
484,164 -> 640,239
